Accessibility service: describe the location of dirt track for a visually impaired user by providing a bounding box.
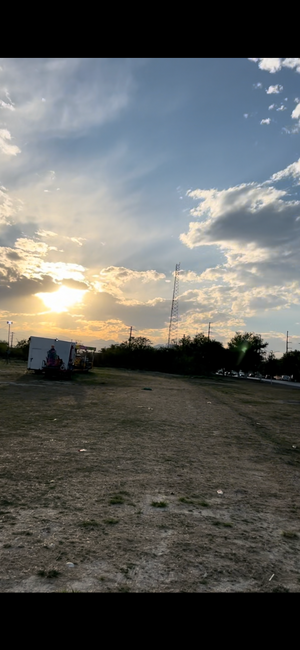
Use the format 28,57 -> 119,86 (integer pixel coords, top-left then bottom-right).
0,365 -> 299,592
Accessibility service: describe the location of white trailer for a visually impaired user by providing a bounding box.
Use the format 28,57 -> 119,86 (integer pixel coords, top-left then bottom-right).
27,336 -> 76,375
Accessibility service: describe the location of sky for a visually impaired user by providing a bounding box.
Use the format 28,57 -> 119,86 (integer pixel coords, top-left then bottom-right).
1,57 -> 300,356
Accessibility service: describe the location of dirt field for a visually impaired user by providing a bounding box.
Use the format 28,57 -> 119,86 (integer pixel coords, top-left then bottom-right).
0,363 -> 299,592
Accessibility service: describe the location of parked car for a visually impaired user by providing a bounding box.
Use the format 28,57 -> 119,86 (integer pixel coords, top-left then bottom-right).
239,371 -> 246,378
281,375 -> 291,381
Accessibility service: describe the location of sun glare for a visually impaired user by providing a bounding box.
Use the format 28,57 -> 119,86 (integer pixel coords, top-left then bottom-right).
36,286 -> 87,313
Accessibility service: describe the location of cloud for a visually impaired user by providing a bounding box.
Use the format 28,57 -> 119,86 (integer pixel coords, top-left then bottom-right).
250,58 -> 282,73
36,230 -> 58,238
0,129 -> 21,155
282,58 -> 300,72
292,102 -> 300,120
98,266 -> 166,287
0,58 -> 140,138
248,58 -> 300,74
260,118 -> 271,125
276,104 -> 286,111
270,158 -> 300,183
268,104 -> 276,110
181,179 -> 300,250
266,85 -> 283,94
253,82 -> 263,89
179,163 -> 300,319
0,99 -> 15,110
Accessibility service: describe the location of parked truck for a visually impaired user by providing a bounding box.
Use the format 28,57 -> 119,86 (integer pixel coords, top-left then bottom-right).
27,336 -> 76,379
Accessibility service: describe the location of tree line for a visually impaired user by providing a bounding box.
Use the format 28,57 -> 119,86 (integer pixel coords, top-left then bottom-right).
2,333 -> 300,380
94,332 -> 300,381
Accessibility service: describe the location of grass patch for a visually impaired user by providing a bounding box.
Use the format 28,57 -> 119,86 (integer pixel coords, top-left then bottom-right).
179,497 -> 194,504
212,521 -> 233,528
80,519 -> 100,528
282,530 -> 298,539
37,569 -> 61,579
151,501 -> 168,508
12,530 -> 32,536
104,518 -> 119,525
179,496 -> 209,507
109,494 -> 125,505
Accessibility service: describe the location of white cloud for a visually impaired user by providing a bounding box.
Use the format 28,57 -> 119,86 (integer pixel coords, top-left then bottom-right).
178,162 -> 300,325
266,85 -> 283,94
0,58 -> 139,137
270,158 -> 300,183
36,230 -> 58,238
0,129 -> 21,155
0,99 -> 15,110
248,57 -> 300,74
256,59 -> 282,73
253,82 -> 263,89
292,102 -> 300,120
15,238 -> 49,255
70,237 -> 86,246
243,113 -> 249,118
276,104 -> 286,111
99,266 -> 166,286
181,171 -> 300,256
268,104 -> 276,110
260,118 -> 271,125
282,58 -> 300,73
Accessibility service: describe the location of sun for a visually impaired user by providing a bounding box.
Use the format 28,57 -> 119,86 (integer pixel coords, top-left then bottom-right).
36,286 -> 87,313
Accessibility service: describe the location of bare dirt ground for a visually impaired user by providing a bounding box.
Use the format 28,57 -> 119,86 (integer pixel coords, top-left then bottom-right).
0,363 -> 299,592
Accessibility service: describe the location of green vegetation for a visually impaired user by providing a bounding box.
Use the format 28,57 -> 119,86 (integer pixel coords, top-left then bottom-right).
80,519 -> 100,528
179,496 -> 209,507
109,494 -> 125,505
93,331 -> 271,377
37,569 -> 60,578
151,501 -> 168,508
282,530 -> 298,539
3,329 -> 300,379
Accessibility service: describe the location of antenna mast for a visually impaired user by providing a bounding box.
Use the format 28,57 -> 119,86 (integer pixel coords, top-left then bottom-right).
168,263 -> 180,347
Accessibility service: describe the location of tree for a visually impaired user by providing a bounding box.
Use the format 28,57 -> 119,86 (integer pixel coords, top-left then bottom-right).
127,336 -> 152,350
227,332 -> 268,372
279,349 -> 300,381
13,339 -> 30,360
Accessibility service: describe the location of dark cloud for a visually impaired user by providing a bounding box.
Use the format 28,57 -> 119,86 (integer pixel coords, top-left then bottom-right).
59,278 -> 89,290
0,274 -> 58,302
5,251 -> 22,261
82,291 -> 170,330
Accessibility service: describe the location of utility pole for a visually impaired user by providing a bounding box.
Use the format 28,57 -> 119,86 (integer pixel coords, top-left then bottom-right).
286,331 -> 289,355
11,332 -> 14,348
129,326 -> 133,347
208,322 -> 211,340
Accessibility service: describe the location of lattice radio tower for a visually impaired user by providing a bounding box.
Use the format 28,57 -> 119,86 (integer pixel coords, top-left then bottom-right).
168,263 -> 180,347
